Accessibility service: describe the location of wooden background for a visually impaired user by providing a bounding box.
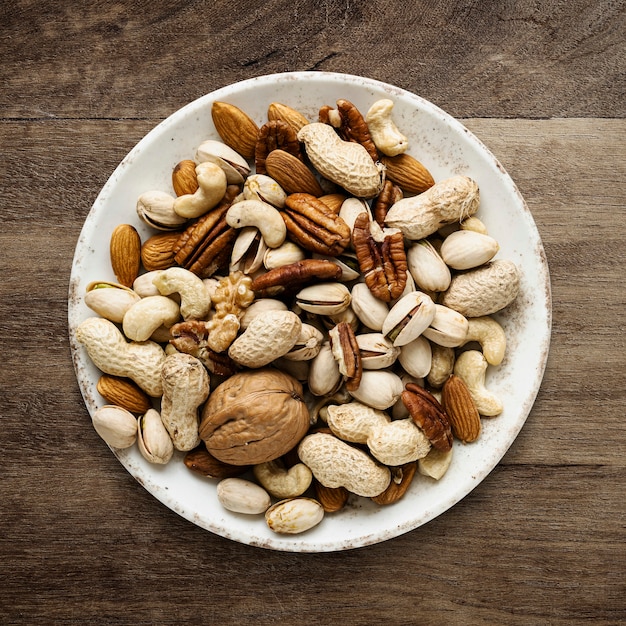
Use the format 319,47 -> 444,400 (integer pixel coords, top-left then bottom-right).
1,1 -> 624,624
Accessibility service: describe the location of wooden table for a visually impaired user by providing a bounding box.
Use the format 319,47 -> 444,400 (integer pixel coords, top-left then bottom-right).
2,1 -> 624,623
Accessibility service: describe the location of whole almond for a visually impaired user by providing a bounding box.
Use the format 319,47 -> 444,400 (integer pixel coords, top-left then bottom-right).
268,102 -> 310,134
172,159 -> 199,196
97,375 -> 152,414
318,193 -> 347,215
110,223 -> 141,287
441,374 -> 481,443
265,149 -> 324,196
314,480 -> 349,512
380,153 -> 435,194
140,232 -> 180,271
211,101 -> 259,159
371,462 -> 418,505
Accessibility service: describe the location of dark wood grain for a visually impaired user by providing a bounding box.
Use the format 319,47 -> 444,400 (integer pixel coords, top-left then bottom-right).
2,1 -> 624,120
1,1 -> 625,624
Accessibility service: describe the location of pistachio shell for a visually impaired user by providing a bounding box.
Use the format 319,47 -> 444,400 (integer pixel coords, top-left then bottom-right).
263,241 -> 306,270
295,282 -> 351,316
136,190 -> 188,231
313,252 -> 360,281
397,335 -> 432,379
91,405 -> 138,449
382,291 -> 436,347
356,333 -> 400,369
217,478 -> 272,515
339,197 -> 372,246
265,497 -> 324,534
422,304 -> 469,347
350,282 -> 389,331
195,139 -> 250,184
407,240 -> 451,292
282,324 -> 325,361
348,370 -> 404,410
440,229 -> 499,270
230,226 -> 268,274
84,281 -> 141,323
308,342 -> 342,396
137,408 -> 174,464
418,446 -> 454,480
240,298 -> 288,330
243,174 -> 287,208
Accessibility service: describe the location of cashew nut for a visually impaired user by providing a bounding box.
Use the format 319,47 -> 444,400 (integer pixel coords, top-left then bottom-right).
365,99 -> 409,156
152,267 -> 211,320
75,317 -> 165,396
462,316 -> 507,366
427,344 -> 455,388
298,432 -> 391,498
253,459 -> 313,499
453,350 -> 503,417
122,295 -> 180,342
161,353 -> 210,451
133,270 -> 164,297
173,161 -> 228,218
225,199 -> 287,249
326,402 -> 431,466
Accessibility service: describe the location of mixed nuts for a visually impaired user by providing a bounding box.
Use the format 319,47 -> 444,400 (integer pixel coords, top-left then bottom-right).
75,94 -> 522,536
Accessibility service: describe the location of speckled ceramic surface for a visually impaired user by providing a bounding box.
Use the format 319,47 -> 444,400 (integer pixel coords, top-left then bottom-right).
68,72 -> 551,552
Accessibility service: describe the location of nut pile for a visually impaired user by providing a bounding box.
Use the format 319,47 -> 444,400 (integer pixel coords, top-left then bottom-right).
76,96 -> 521,535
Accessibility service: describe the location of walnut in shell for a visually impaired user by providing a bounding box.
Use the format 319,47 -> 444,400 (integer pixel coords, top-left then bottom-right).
199,369 -> 309,465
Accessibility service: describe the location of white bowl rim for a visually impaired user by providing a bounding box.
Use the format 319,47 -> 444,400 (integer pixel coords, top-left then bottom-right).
68,71 -> 551,552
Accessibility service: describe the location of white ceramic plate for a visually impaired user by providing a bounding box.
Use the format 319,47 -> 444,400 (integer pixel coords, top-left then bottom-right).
68,71 -> 551,552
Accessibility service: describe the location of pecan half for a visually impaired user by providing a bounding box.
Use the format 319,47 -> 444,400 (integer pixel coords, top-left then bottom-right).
173,185 -> 240,277
352,211 -> 408,302
320,99 -> 379,161
283,193 -> 351,256
329,322 -> 362,392
372,179 -> 403,226
402,383 -> 453,452
170,320 -> 239,377
255,120 -> 301,175
250,258 -> 342,296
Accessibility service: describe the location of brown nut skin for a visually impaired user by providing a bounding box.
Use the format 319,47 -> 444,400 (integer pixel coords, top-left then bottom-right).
199,369 -> 310,465
183,447 -> 249,479
402,383 -> 453,452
